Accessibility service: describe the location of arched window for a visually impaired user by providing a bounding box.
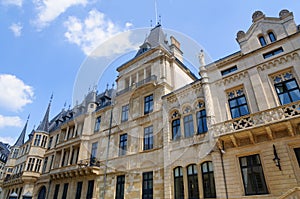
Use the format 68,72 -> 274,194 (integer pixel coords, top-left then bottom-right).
174,167 -> 184,199
187,164 -> 199,199
201,161 -> 216,198
38,186 -> 46,199
195,101 -> 207,134
258,36 -> 267,46
171,110 -> 181,140
268,32 -> 276,42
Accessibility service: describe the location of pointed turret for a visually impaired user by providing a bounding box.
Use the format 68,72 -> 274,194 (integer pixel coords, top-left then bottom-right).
36,95 -> 52,133
13,116 -> 29,147
135,24 -> 170,57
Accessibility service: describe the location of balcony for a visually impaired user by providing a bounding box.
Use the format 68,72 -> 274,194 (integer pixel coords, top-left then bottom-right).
117,75 -> 157,96
212,101 -> 300,137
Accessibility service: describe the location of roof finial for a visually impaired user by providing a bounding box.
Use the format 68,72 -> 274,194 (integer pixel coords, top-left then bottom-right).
27,114 -> 30,121
150,20 -> 153,27
50,93 -> 53,103
64,101 -> 67,108
154,0 -> 158,25
112,83 -> 115,88
106,83 -> 109,90
159,15 -> 161,25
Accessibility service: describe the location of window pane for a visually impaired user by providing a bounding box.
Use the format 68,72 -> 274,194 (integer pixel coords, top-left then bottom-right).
240,105 -> 249,116
275,83 -> 284,94
279,93 -> 291,104
286,80 -> 298,90
229,99 -> 237,107
290,90 -> 300,101
231,108 -> 240,118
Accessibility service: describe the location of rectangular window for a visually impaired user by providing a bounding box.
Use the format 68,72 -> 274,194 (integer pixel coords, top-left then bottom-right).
41,135 -> 47,147
184,114 -> 194,137
142,171 -> 153,199
144,126 -> 153,150
94,116 -> 101,132
86,180 -> 94,199
42,157 -> 48,173
197,109 -> 207,134
144,94 -> 154,114
259,36 -> 267,47
239,154 -> 268,195
34,134 -> 41,146
294,148 -> 300,167
48,137 -> 53,149
119,134 -> 127,156
115,175 -> 125,199
12,149 -> 19,158
91,142 -> 98,160
121,104 -> 129,122
274,78 -> 300,105
229,94 -> 249,119
62,183 -> 69,199
27,158 -> 35,171
187,164 -> 199,199
263,47 -> 283,59
34,159 -> 42,172
174,167 -> 184,199
201,161 -> 216,198
221,66 -> 237,76
75,181 -> 83,199
53,184 -> 60,199
172,119 -> 181,140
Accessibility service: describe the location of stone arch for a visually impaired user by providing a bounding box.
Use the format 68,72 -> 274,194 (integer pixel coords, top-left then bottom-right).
37,186 -> 46,199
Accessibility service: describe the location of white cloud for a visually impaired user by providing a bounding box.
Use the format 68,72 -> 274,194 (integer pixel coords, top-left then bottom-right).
0,136 -> 17,145
9,23 -> 23,37
125,22 -> 133,29
64,9 -> 137,56
0,115 -> 22,128
33,0 -> 87,29
0,74 -> 34,112
1,0 -> 22,7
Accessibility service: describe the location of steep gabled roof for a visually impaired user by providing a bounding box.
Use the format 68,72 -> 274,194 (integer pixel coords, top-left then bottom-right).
36,96 -> 52,133
13,117 -> 29,147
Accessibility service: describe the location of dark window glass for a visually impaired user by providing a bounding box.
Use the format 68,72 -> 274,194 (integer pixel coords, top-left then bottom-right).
142,171 -> 153,199
115,175 -> 125,199
201,161 -> 216,198
239,154 -> 268,195
48,137 -> 53,149
229,95 -> 249,119
42,157 -> 48,173
187,164 -> 199,199
121,104 -> 129,122
119,134 -> 127,156
144,94 -> 154,114
268,32 -> 276,42
86,180 -> 94,199
172,119 -> 181,140
75,182 -> 83,199
62,183 -> 68,199
294,148 -> 300,167
53,184 -> 60,199
144,126 -> 153,150
259,36 -> 267,46
91,142 -> 98,159
174,167 -> 184,199
196,109 -> 207,134
184,114 -> 194,137
263,47 -> 284,59
221,66 -> 237,76
94,116 -> 101,132
275,79 -> 300,105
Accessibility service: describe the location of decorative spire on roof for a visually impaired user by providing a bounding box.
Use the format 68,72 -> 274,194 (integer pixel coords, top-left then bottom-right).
13,114 -> 30,147
36,94 -> 52,133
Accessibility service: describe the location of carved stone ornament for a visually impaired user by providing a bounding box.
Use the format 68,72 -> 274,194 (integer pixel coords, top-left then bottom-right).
236,31 -> 246,40
252,11 -> 264,22
279,9 -> 290,18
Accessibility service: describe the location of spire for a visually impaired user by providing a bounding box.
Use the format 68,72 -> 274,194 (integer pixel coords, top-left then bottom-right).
36,95 -> 52,133
13,115 -> 29,147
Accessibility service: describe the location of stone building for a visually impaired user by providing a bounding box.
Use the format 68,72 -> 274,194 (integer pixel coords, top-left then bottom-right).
1,9 -> 300,199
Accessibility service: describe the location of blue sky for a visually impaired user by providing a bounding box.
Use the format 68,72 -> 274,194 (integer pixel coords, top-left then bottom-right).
1,0 -> 300,145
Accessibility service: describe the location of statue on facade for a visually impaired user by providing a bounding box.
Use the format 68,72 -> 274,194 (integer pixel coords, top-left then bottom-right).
198,49 -> 205,67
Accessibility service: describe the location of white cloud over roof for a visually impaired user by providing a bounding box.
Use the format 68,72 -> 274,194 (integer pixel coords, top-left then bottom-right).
1,0 -> 22,7
0,74 -> 34,112
0,115 -> 22,128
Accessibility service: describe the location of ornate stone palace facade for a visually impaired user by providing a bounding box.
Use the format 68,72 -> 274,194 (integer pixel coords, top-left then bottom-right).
1,9 -> 300,199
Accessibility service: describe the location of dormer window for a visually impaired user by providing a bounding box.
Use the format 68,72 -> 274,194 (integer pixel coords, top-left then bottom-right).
268,32 -> 277,42
258,36 -> 267,47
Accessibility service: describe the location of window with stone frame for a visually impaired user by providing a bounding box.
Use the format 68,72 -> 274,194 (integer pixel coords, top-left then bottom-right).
41,135 -> 47,148
142,171 -> 153,199
121,104 -> 129,122
119,134 -> 127,156
144,94 -> 154,114
34,134 -> 41,146
174,167 -> 184,199
258,35 -> 267,46
195,101 -> 208,134
34,159 -> 42,172
271,70 -> 300,105
201,161 -> 216,198
75,181 -> 83,199
239,154 -> 268,195
187,164 -> 199,199
115,175 -> 125,199
268,31 -> 276,42
86,180 -> 94,199
53,184 -> 60,199
183,106 -> 194,138
294,147 -> 300,167
227,87 -> 250,119
94,116 -> 101,132
144,125 -> 153,150
62,183 -> 69,199
42,157 -> 48,173
27,158 -> 35,171
171,110 -> 181,140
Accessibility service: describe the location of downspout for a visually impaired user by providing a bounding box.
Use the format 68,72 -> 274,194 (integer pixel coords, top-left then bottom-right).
220,141 -> 228,199
101,102 -> 114,199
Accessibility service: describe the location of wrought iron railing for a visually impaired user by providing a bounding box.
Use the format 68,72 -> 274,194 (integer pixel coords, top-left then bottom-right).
4,172 -> 23,182
212,101 -> 300,137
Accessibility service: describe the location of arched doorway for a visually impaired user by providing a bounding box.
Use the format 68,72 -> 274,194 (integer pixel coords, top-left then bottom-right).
37,186 -> 46,199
